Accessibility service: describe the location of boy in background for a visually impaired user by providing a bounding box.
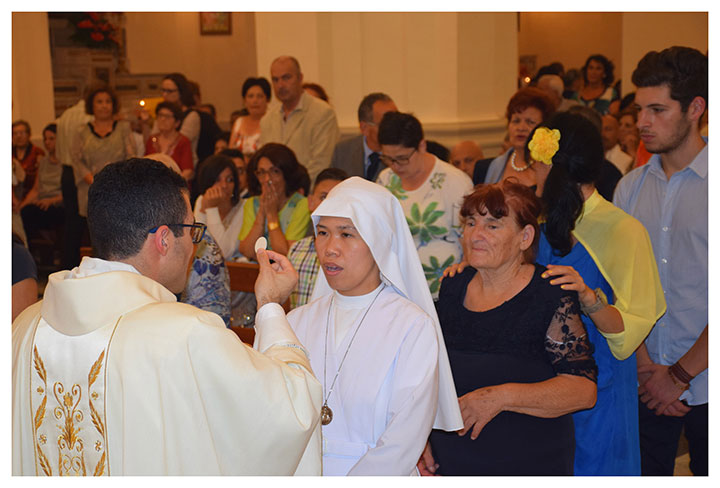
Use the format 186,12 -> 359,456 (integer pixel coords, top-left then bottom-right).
288,167 -> 348,308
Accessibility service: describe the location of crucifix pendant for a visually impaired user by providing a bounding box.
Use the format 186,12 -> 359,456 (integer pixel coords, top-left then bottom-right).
321,404 -> 333,425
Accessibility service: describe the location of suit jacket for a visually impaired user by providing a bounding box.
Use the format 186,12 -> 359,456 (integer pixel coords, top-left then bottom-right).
331,134 -> 366,179
260,92 -> 340,182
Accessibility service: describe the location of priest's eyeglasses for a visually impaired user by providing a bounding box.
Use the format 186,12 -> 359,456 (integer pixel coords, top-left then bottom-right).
379,149 -> 417,167
148,222 -> 207,244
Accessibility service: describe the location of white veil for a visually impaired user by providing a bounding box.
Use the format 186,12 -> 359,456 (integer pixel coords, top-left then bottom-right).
309,177 -> 463,431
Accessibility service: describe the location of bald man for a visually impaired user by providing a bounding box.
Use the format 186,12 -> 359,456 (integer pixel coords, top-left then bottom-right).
537,74 -> 579,112
260,55 -> 340,182
601,114 -> 634,174
449,140 -> 483,178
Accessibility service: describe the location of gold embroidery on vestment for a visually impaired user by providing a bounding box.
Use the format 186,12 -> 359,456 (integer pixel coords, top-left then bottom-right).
33,346 -> 52,475
54,382 -> 86,475
31,346 -> 109,476
88,351 -> 106,437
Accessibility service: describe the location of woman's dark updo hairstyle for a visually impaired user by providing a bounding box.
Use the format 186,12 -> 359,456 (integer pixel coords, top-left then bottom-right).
536,111 -> 604,257
246,143 -> 307,197
197,154 -> 240,205
163,72 -> 195,108
581,54 -> 615,87
242,77 -> 272,101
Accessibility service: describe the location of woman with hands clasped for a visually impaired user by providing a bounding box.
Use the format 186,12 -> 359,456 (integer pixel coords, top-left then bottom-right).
422,179 -> 598,476
238,143 -> 310,259
193,154 -> 246,260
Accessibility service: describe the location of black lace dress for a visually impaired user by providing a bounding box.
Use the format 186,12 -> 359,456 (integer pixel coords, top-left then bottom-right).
429,264 -> 598,475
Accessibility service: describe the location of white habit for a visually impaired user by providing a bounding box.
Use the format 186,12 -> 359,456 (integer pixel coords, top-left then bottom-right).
289,285 -> 439,475
12,257 -> 322,475
289,177 -> 463,475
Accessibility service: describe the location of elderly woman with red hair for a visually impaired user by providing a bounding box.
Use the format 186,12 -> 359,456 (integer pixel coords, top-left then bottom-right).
419,180 -> 598,475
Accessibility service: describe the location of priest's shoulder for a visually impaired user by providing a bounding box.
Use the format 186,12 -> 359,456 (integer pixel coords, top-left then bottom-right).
121,301 -> 227,335
12,301 -> 43,339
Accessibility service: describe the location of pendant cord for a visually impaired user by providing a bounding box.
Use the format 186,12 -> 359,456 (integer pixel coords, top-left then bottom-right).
322,284 -> 386,410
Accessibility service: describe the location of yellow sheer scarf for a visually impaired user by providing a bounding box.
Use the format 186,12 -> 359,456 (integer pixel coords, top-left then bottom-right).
572,190 -> 666,360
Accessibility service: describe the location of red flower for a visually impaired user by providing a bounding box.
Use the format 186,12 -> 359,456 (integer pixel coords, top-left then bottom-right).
89,13 -> 100,21
90,32 -> 105,42
77,19 -> 93,28
100,23 -> 110,31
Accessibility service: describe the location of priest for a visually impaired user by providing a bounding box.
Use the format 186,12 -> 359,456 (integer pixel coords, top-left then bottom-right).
12,158 -> 321,476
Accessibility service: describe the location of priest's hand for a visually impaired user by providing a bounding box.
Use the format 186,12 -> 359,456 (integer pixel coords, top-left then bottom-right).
255,248 -> 298,309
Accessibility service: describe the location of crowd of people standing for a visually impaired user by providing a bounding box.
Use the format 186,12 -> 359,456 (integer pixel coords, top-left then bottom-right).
12,46 -> 707,477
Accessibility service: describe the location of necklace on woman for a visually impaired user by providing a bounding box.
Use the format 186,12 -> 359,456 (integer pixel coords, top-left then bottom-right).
509,150 -> 532,172
321,284 -> 386,426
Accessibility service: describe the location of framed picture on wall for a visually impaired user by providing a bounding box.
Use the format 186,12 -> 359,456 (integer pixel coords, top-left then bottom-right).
199,12 -> 232,35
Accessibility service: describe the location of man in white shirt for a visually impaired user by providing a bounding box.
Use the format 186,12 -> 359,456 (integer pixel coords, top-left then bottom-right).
260,56 -> 340,182
12,158 -> 321,475
602,114 -> 634,174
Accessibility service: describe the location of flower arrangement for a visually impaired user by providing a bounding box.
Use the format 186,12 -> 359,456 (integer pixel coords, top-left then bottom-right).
68,13 -> 121,51
528,127 -> 561,165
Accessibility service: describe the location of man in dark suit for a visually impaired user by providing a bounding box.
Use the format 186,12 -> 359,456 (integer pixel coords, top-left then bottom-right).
331,93 -> 397,181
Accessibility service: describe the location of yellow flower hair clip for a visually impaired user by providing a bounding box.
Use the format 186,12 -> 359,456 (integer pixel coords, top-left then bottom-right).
528,127 -> 561,165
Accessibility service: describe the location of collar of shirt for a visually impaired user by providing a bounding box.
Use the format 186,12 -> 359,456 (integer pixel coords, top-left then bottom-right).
278,91 -> 309,120
647,137 -> 708,180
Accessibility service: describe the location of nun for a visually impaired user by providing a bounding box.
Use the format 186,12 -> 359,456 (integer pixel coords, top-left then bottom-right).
287,177 -> 463,475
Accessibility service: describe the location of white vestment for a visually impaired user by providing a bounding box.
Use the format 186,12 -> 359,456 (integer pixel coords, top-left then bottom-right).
12,257 -> 321,476
288,286 -> 439,475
